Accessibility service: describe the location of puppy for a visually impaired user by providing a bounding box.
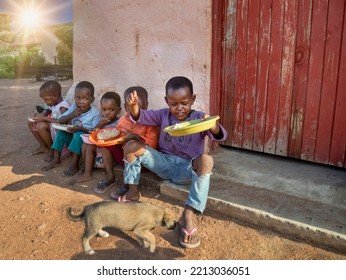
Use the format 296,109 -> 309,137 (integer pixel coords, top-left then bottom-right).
67,201 -> 176,255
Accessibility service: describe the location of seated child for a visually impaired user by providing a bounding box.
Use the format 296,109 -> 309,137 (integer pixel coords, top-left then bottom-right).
76,91 -> 122,183
121,76 -> 227,249
28,80 -> 70,161
94,86 -> 159,196
42,81 -> 101,176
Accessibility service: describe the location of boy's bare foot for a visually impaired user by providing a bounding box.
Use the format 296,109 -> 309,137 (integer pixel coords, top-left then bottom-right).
63,168 -> 79,177
75,172 -> 93,183
42,160 -> 61,171
32,147 -> 50,155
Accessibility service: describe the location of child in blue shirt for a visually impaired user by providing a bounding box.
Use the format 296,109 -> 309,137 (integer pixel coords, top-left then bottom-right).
122,76 -> 227,249
42,81 -> 101,176
76,91 -> 122,183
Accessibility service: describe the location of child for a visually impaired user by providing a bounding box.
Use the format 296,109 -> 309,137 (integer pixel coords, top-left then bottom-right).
94,86 -> 159,195
42,81 -> 101,176
121,76 -> 227,249
28,80 -> 70,160
75,91 -> 122,183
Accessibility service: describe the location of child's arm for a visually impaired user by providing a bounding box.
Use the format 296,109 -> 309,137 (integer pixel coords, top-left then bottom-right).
204,114 -> 224,140
58,107 -> 82,124
126,90 -> 140,120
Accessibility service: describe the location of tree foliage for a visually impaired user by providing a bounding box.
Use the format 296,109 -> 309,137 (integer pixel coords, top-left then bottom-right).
0,56 -> 17,78
55,25 -> 73,65
17,47 -> 47,67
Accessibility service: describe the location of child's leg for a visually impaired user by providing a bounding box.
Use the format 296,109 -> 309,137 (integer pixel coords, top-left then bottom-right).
76,144 -> 96,182
63,132 -> 84,176
41,130 -> 70,171
42,149 -> 61,171
28,121 -> 51,155
121,140 -> 146,201
180,154 -> 213,248
100,147 -> 116,183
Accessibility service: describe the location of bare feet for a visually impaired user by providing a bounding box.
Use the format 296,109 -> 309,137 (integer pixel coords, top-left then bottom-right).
42,160 -> 61,171
32,147 -> 50,155
63,167 -> 79,177
75,172 -> 93,183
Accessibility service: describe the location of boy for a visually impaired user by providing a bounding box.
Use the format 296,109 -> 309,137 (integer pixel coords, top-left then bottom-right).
121,76 -> 227,249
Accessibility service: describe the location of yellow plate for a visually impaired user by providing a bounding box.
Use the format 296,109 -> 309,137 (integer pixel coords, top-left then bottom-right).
164,115 -> 220,137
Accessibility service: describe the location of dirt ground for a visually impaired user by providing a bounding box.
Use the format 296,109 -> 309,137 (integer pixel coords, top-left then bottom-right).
0,79 -> 345,260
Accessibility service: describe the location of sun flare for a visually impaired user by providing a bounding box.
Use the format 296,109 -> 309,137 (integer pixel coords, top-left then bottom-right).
20,8 -> 41,29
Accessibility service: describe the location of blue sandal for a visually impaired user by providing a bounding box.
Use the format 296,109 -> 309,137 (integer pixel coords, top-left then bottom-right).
93,180 -> 115,194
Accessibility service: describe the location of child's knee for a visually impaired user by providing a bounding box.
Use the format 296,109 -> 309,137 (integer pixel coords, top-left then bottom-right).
124,140 -> 145,157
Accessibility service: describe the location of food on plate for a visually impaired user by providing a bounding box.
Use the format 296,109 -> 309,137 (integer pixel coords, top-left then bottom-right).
96,128 -> 120,142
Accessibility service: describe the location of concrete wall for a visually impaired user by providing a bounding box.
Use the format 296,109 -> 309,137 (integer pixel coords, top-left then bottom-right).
66,0 -> 212,114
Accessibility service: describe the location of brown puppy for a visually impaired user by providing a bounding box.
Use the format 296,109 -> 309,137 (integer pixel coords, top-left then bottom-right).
67,201 -> 176,255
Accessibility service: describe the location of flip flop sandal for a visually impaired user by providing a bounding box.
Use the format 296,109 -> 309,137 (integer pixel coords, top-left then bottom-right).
110,185 -> 129,200
179,226 -> 201,249
93,180 -> 114,194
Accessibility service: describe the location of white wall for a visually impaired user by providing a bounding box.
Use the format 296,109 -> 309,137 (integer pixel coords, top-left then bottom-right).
67,0 -> 212,115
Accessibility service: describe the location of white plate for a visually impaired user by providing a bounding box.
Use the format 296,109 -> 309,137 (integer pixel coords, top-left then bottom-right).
80,134 -> 92,144
52,123 -> 74,132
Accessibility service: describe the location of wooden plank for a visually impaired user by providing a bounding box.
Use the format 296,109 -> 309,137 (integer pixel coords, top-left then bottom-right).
264,0 -> 284,154
253,0 -> 272,152
222,0 -> 237,146
300,0 -> 328,162
314,0 -> 344,164
210,0 -> 226,117
242,0 -> 260,150
329,2 -> 346,168
275,0 -> 298,156
232,0 -> 248,147
288,0 -> 312,158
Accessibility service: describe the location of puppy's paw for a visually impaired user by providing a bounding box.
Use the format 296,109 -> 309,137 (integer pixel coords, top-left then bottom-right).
149,246 -> 155,253
85,249 -> 95,255
98,229 -> 109,238
143,240 -> 149,248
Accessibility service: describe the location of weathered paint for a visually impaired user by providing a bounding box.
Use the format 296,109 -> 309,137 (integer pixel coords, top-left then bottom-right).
211,0 -> 346,168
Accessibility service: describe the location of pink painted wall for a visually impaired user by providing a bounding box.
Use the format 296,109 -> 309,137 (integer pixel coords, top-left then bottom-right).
66,0 -> 212,114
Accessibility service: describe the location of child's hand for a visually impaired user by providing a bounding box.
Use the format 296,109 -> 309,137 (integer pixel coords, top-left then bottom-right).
99,117 -> 111,126
126,90 -> 138,106
72,107 -> 82,117
66,125 -> 80,133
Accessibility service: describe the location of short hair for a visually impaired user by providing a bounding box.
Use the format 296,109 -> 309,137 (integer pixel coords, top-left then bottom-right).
124,86 -> 148,102
75,81 -> 95,97
165,76 -> 193,95
101,91 -> 121,107
39,80 -> 62,96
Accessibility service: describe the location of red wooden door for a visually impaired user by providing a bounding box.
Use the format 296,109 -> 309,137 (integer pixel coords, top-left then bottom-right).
211,0 -> 346,168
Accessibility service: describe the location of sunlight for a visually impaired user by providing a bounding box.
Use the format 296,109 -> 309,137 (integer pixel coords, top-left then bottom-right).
19,8 -> 41,30
5,0 -> 71,33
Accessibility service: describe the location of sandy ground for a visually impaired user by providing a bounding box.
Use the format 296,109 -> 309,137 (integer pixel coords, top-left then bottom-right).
0,79 -> 345,260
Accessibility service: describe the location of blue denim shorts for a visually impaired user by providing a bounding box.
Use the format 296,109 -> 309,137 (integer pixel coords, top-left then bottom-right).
123,146 -> 211,213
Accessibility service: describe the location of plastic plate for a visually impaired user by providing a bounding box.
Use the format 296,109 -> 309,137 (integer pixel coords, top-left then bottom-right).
163,115 -> 220,137
52,123 -> 75,132
88,128 -> 126,146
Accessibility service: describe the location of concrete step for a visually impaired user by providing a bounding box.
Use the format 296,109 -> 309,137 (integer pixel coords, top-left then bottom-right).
158,147 -> 346,253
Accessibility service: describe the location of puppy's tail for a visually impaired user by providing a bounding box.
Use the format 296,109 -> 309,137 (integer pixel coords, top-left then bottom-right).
67,207 -> 85,222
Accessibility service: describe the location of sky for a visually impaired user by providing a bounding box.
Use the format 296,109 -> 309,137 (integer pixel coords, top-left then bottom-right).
0,0 -> 73,31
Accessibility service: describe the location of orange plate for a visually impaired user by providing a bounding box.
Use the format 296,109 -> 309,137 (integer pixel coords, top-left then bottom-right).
88,128 -> 126,147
